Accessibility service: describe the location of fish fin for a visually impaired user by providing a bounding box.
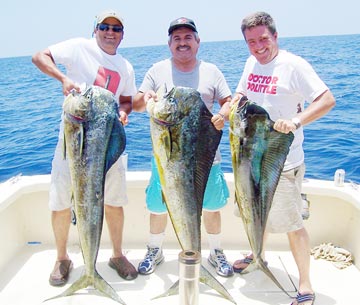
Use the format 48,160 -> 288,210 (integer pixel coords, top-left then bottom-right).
71,205 -> 76,225
161,190 -> 167,206
260,128 -> 294,224
234,192 -> 240,206
164,127 -> 172,160
194,105 -> 222,210
200,265 -> 236,304
44,272 -> 126,304
79,123 -> 84,157
63,133 -> 67,160
43,274 -> 92,303
151,280 -> 179,300
105,118 -> 126,173
152,267 -> 236,304
93,272 -> 126,304
256,258 -> 294,298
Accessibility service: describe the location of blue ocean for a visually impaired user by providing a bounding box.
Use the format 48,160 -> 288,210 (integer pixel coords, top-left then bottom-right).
0,34 -> 359,183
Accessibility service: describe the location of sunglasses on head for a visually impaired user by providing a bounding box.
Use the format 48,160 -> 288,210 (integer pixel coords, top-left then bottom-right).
97,23 -> 124,33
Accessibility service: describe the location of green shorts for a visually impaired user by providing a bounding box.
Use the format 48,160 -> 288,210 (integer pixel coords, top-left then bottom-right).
145,158 -> 229,214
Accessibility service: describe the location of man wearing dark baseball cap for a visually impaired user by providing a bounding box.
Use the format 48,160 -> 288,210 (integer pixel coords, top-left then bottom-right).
134,16 -> 234,279
168,17 -> 197,35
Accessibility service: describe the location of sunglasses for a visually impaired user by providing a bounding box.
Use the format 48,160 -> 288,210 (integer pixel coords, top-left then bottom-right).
97,23 -> 124,33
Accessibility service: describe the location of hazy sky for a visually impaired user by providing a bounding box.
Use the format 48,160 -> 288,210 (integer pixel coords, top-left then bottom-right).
1,0 -> 359,58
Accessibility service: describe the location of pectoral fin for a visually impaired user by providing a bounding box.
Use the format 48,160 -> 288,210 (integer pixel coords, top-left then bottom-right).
105,118 -> 126,173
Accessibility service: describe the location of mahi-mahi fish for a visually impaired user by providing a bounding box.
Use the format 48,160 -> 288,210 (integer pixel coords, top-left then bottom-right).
45,85 -> 126,304
229,96 -> 294,296
147,85 -> 236,304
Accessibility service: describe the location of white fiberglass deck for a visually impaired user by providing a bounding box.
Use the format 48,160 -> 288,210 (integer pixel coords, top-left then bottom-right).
1,173 -> 359,305
0,245 -> 358,305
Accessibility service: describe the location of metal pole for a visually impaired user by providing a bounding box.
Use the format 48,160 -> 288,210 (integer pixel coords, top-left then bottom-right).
178,250 -> 201,305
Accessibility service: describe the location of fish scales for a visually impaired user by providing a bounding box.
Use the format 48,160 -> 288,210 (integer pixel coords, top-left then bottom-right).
45,85 -> 126,304
229,96 -> 295,297
148,85 -> 236,304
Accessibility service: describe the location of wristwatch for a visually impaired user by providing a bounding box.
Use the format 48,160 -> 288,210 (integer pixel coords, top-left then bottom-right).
291,117 -> 302,130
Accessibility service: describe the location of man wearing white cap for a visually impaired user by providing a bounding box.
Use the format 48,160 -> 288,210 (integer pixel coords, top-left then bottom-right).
32,9 -> 138,285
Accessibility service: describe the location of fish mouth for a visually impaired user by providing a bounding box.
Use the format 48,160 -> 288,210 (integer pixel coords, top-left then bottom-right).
152,117 -> 176,127
65,112 -> 86,124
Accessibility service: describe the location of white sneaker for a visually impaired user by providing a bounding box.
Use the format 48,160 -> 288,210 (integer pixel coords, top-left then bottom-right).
138,246 -> 164,275
208,249 -> 234,277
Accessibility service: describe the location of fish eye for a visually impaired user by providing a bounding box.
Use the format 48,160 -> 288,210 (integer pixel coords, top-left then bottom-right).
84,91 -> 92,100
82,86 -> 93,99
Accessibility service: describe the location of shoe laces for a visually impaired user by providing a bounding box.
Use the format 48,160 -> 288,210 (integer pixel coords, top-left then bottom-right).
214,250 -> 230,269
144,246 -> 160,261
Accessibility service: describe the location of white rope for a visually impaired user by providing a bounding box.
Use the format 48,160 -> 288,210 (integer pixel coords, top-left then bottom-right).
311,242 -> 353,269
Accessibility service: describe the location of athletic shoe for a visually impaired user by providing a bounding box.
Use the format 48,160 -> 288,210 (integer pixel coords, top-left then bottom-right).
208,248 -> 234,277
138,246 -> 164,275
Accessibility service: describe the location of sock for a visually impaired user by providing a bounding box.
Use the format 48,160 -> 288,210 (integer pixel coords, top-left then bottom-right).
148,232 -> 165,249
207,233 -> 221,255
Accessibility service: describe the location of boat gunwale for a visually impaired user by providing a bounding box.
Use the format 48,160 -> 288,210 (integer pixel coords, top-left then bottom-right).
1,173 -> 359,213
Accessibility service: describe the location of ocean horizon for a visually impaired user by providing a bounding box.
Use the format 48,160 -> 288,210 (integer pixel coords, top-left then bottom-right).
0,34 -> 359,184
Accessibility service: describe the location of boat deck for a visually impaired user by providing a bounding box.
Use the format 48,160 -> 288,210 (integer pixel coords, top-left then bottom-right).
0,244 -> 358,305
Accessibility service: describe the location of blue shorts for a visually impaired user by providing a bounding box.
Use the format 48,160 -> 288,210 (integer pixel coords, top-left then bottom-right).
145,158 -> 229,214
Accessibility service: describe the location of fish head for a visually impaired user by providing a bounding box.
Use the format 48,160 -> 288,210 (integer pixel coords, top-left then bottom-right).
230,95 -> 250,138
230,96 -> 274,138
63,86 -> 118,124
147,85 -> 200,126
63,86 -> 94,124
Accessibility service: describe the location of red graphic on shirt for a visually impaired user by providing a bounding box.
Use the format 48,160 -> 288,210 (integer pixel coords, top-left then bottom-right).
247,73 -> 278,94
94,67 -> 121,95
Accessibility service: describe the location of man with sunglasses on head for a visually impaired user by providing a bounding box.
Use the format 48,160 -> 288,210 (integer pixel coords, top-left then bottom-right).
32,9 -> 138,286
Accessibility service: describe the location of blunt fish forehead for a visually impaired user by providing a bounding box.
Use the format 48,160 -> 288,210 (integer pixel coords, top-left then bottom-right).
230,99 -> 249,137
63,88 -> 93,120
152,86 -> 199,123
86,86 -> 117,116
162,86 -> 198,115
152,86 -> 178,123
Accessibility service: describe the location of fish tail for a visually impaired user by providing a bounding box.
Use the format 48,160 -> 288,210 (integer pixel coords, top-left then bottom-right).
200,265 -> 236,304
44,272 -> 126,304
94,272 -> 126,304
257,258 -> 293,297
151,280 -> 179,300
43,274 -> 92,303
152,266 -> 236,304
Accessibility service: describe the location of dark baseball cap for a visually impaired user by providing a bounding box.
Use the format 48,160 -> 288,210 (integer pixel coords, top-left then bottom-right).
168,17 -> 197,35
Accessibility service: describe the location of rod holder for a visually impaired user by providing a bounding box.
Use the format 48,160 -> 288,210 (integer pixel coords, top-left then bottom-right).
178,250 -> 201,305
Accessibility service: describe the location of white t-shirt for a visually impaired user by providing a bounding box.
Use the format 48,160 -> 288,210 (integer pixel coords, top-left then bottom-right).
236,50 -> 328,170
139,58 -> 232,163
49,37 -> 137,138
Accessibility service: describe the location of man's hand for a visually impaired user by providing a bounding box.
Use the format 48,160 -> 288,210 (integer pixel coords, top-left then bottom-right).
273,119 -> 297,134
62,77 -> 80,96
144,90 -> 157,103
211,113 -> 225,130
119,111 -> 129,126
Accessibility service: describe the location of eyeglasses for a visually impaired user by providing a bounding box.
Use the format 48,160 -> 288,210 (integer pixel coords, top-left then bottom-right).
97,23 -> 124,33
